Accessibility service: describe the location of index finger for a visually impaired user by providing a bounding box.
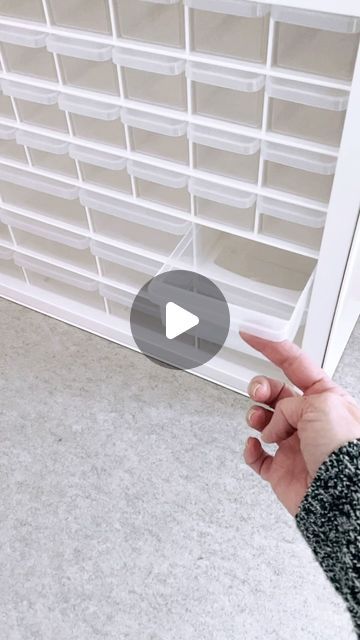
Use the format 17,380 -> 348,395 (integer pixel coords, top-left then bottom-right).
240,333 -> 339,395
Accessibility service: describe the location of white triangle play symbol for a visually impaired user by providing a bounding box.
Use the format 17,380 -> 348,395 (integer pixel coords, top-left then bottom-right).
165,302 -> 199,340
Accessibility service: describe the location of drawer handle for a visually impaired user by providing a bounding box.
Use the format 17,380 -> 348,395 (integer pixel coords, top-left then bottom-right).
58,94 -> 121,121
0,166 -> 79,200
112,48 -> 185,76
0,211 -> 89,249
69,145 -> 127,171
0,25 -> 47,48
1,80 -> 58,105
127,160 -> 188,189
15,253 -> 98,291
16,130 -> 69,155
46,35 -> 113,62
185,0 -> 270,18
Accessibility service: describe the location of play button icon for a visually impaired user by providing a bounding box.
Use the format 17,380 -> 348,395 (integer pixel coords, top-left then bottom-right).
165,302 -> 199,340
130,270 -> 230,371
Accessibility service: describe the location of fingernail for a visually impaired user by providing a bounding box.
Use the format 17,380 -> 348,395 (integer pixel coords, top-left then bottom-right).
247,409 -> 256,425
250,383 -> 263,400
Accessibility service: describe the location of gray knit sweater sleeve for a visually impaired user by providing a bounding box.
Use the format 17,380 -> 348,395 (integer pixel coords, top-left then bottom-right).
296,440 -> 360,637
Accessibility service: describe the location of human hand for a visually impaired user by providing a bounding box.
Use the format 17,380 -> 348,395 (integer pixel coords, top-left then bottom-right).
242,334 -> 360,516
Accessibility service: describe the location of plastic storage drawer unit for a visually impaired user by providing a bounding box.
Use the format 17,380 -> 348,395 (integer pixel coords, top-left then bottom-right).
114,49 -> 187,111
257,197 -> 326,252
267,78 -> 349,147
1,80 -> 68,133
16,130 -> 77,178
186,0 -> 270,63
47,0 -> 112,35
122,109 -> 189,165
0,166 -> 88,228
58,94 -> 126,149
69,145 -> 131,194
272,6 -> 360,81
189,178 -> 256,230
0,124 -> 27,162
0,89 -> 15,120
262,142 -> 337,204
189,125 -> 260,182
0,25 -> 57,82
0,217 -> 12,243
80,189 -> 191,256
187,63 -> 265,128
115,0 -> 185,49
46,36 -> 119,96
128,161 -> 190,212
0,210 -> 96,272
15,253 -> 104,310
91,240 -> 162,289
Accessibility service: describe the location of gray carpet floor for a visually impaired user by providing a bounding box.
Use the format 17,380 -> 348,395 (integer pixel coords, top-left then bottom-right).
0,297 -> 358,640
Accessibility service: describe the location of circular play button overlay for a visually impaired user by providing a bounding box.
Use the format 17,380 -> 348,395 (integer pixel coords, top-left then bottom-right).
130,270 -> 230,371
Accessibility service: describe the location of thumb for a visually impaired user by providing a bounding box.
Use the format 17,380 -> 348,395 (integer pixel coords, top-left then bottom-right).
261,396 -> 306,444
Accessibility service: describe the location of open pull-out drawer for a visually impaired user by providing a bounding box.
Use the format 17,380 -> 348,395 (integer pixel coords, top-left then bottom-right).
160,230 -> 316,344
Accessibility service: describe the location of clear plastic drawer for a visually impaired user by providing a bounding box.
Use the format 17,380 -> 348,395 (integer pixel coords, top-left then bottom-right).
257,197 -> 326,252
99,283 -> 135,320
47,0 -> 112,35
0,218 -> 12,243
2,80 -> 68,133
262,142 -> 337,204
0,166 -> 88,228
46,36 -> 119,96
267,78 -> 348,147
122,109 -> 188,165
188,124 -> 260,182
0,124 -> 27,162
59,94 -> 126,148
113,48 -> 187,111
0,0 -> 46,23
0,210 -> 96,272
193,229 -> 316,342
115,0 -> 185,49
91,240 -> 161,289
69,145 -> 131,194
189,178 -> 256,230
186,0 -> 270,63
15,253 -> 104,310
272,6 -> 360,81
187,62 -> 265,127
16,130 -> 77,178
0,247 -> 26,280
127,160 -> 190,211
0,26 -> 57,82
80,189 -> 191,257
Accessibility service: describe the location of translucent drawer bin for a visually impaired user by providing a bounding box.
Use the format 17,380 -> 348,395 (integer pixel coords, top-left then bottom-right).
113,49 -> 187,111
59,95 -> 126,149
187,63 -> 265,127
47,0 -> 112,35
188,125 -> 260,182
272,6 -> 360,81
128,161 -> 190,212
16,130 -> 78,178
91,240 -> 161,289
262,143 -> 337,204
2,81 -> 68,133
69,145 -> 131,194
0,210 -> 96,272
81,189 -> 190,257
0,124 -> 27,162
267,78 -> 348,147
0,90 -> 15,120
0,166 -> 88,228
195,229 -> 316,341
0,248 -> 25,281
15,253 -> 104,311
189,178 -> 256,230
257,197 -> 326,252
0,0 -> 46,23
186,0 -> 270,63
115,0 -> 185,49
0,26 -> 57,82
46,36 -> 119,96
122,109 -> 188,165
